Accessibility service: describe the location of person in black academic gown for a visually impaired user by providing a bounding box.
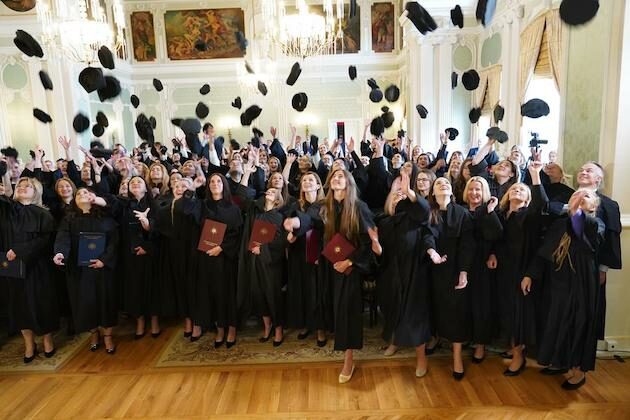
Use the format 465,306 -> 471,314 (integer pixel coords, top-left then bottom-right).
179,173 -> 242,348
237,178 -> 287,346
53,188 -> 118,354
282,172 -> 325,344
108,175 -> 160,338
461,176 -> 503,363
286,168 -> 374,384
373,171 -> 432,378
495,161 -> 548,376
425,176 -> 474,380
523,189 -> 604,390
0,177 -> 58,363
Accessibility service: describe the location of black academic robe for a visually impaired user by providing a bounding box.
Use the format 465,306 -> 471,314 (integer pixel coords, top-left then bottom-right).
428,203 -> 474,343
108,194 -> 158,318
300,200 -> 375,351
495,185 -> 548,346
528,213 -> 604,371
54,213 -> 119,331
0,197 -> 58,335
237,198 -> 287,326
180,196 -> 243,328
466,204 -> 503,345
376,194 -> 432,347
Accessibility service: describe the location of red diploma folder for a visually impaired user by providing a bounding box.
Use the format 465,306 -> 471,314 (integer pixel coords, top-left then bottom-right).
305,229 -> 320,264
321,233 -> 356,274
197,220 -> 227,252
248,219 -> 277,251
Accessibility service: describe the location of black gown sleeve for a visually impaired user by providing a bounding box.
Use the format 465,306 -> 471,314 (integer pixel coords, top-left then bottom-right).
53,215 -> 72,258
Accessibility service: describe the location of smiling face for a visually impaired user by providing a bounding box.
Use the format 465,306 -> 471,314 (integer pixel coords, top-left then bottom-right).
493,160 -> 515,179
81,163 -> 91,182
432,177 -> 452,198
301,173 -> 320,194
466,180 -> 484,207
74,188 -> 92,205
417,154 -> 430,168
577,162 -> 603,189
507,183 -> 530,204
330,169 -> 347,191
56,179 -> 74,200
173,178 -> 193,199
181,161 -> 195,177
268,157 -> 280,172
269,173 -> 284,189
298,156 -> 312,172
128,177 -> 147,198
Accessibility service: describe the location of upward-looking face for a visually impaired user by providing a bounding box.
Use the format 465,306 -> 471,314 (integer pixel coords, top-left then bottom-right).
416,173 -> 432,196
577,163 -> 603,188
493,160 -> 515,178
548,150 -> 558,163
432,177 -> 452,198
75,188 -> 92,205
417,155 -> 430,168
15,179 -> 35,201
173,179 -> 192,198
128,177 -> 147,197
301,173 -> 320,194
330,170 -> 348,191
269,173 -> 284,189
150,165 -> 163,180
169,172 -> 183,189
392,154 -> 403,169
181,161 -> 195,177
508,183 -> 529,203
298,156 -> 311,171
268,158 -> 280,172
209,175 -> 224,196
543,163 -> 563,183
322,155 -> 334,168
81,164 -> 91,181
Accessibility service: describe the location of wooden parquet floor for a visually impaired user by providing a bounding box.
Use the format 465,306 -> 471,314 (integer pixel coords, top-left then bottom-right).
1,325 -> 630,419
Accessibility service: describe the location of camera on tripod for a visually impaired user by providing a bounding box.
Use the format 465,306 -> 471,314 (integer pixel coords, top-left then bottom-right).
529,132 -> 548,149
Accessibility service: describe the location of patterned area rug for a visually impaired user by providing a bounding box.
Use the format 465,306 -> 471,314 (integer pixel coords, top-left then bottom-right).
0,330 -> 88,373
155,324 -> 449,368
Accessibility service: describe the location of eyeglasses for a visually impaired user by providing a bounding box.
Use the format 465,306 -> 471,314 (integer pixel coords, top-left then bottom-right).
417,178 -> 431,183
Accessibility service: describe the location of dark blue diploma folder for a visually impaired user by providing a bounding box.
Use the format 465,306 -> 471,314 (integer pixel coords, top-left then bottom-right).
78,232 -> 106,267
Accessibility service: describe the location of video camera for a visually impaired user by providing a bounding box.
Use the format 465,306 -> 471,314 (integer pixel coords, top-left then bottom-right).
529,132 -> 548,149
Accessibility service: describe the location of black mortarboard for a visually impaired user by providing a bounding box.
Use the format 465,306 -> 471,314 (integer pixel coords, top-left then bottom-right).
381,106 -> 395,128
560,0 -> 599,25
370,116 -> 385,137
231,96 -> 242,109
130,94 -> 140,108
96,111 -> 109,127
310,134 -> 319,151
384,84 -> 400,102
245,61 -> 255,74
291,92 -> 308,112
194,39 -> 207,52
348,65 -> 357,80
1,146 -> 18,159
451,5 -> 464,28
153,78 -> 163,92
445,128 -> 459,140
286,62 -> 302,86
195,102 -> 209,119
240,105 -> 262,126
494,104 -> 505,122
199,84 -> 210,95
33,108 -> 52,124
171,118 -> 182,127
476,0 -> 497,26
98,46 -> 115,70
487,127 -> 508,143
150,116 -> 157,129
13,30 -> 44,58
416,104 -> 428,119
367,78 -> 379,90
39,70 -> 53,91
251,136 -> 261,148
72,113 -> 90,133
252,127 -> 263,138
92,124 -> 105,137
521,98 -> 550,118
403,2 -> 437,35
452,71 -> 458,89
235,31 -> 248,53
257,81 -> 268,96
97,75 -> 121,102
79,67 -> 105,93
469,107 -> 482,123
369,88 -> 383,103
230,139 -> 241,150
462,69 -> 480,90
135,113 -> 155,143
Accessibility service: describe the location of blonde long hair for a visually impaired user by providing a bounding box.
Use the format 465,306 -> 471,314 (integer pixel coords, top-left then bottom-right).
320,169 -> 360,245
146,163 -> 170,195
463,176 -> 491,205
499,182 -> 531,212
13,177 -> 45,208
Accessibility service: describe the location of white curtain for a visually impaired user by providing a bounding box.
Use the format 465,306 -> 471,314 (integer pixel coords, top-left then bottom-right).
519,15 -> 546,104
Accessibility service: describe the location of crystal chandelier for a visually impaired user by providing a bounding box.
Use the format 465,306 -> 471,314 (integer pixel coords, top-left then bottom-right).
261,0 -> 345,59
35,0 -> 127,64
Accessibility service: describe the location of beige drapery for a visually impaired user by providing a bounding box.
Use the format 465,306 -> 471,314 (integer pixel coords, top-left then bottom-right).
473,71 -> 489,110
545,9 -> 564,91
482,65 -> 502,124
519,14 -> 546,105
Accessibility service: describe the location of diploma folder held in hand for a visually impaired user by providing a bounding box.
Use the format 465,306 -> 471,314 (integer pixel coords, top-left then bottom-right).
0,255 -> 25,278
78,232 -> 106,266
197,219 -> 227,252
248,219 -> 277,251
321,233 -> 355,275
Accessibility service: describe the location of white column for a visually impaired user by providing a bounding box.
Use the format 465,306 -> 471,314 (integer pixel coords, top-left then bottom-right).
406,33 -> 422,145
419,41 -> 435,150
360,0 -> 372,54
46,57 -> 76,158
502,12 -> 522,149
437,36 -> 456,136
26,59 -> 55,155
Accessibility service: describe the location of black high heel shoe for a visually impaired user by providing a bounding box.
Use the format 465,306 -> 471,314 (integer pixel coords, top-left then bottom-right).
44,348 -> 57,358
561,375 -> 586,390
504,358 -> 527,376
214,338 -> 225,349
183,331 -> 192,338
226,340 -> 236,349
151,331 -> 161,339
317,339 -> 328,347
259,327 -> 273,343
190,330 -> 203,342
24,344 -> 37,364
297,330 -> 311,340
452,370 -> 465,381
425,339 -> 440,355
272,337 -> 284,347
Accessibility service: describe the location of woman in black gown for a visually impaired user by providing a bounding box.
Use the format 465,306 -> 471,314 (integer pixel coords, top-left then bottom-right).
237,184 -> 287,346
179,173 -> 243,347
524,190 -> 604,390
461,176 -> 503,362
426,177 -> 474,380
282,172 -> 325,344
53,188 -> 118,353
108,175 -> 160,338
495,161 -> 547,376
0,177 -> 58,363
285,169 -> 374,383
374,171 -> 432,377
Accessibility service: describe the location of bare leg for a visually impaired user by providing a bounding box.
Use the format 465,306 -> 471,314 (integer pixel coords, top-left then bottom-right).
262,316 -> 272,338
103,327 -> 115,351
274,325 -> 283,342
508,344 -> 525,371
150,316 -> 160,334
341,349 -> 354,376
415,344 -> 428,374
21,329 -> 35,357
453,342 -> 464,373
136,316 -> 145,336
474,344 -> 485,359
568,368 -> 585,384
184,318 -> 192,334
317,329 -> 326,341
215,326 -> 225,342
227,326 -> 236,342
42,333 -> 54,353
192,324 -> 202,338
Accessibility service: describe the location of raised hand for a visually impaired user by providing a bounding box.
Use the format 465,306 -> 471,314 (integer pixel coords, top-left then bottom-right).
58,136 -> 71,150
270,127 -> 277,138
455,272 -> 468,290
53,253 -> 65,266
440,132 -> 447,145
348,137 -> 355,153
487,196 -> 499,213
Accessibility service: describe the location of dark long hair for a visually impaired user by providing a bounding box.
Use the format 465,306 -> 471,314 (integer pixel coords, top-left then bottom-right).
207,172 -> 232,205
66,187 -> 106,218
